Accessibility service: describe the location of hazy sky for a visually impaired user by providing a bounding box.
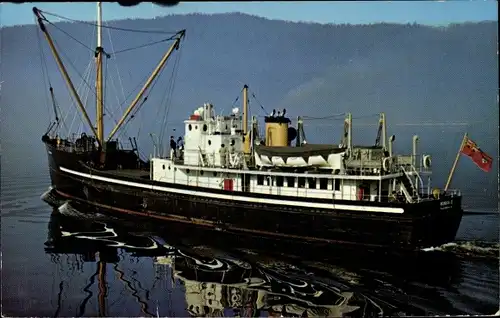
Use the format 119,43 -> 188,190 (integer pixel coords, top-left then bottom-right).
1,1 -> 497,27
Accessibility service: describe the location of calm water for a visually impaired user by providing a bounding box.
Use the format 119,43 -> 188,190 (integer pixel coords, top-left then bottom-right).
1,166 -> 499,317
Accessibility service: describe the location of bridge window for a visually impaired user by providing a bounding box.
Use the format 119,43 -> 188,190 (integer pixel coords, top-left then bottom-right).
298,177 -> 306,188
308,178 -> 316,189
257,175 -> 264,185
276,176 -> 284,187
265,176 -> 271,186
334,180 -> 340,191
319,178 -> 328,190
286,176 -> 295,187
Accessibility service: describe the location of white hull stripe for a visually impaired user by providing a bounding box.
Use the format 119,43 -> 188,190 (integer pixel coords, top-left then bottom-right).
60,167 -> 404,214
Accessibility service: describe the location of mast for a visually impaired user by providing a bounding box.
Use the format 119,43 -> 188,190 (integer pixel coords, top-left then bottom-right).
95,2 -> 104,146
107,30 -> 186,142
242,85 -> 250,155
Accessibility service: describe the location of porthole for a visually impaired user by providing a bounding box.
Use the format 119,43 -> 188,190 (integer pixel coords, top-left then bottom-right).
203,124 -> 208,132
195,125 -> 198,130
188,124 -> 192,131
162,164 -> 165,170
168,166 -> 171,170
208,140 -> 212,145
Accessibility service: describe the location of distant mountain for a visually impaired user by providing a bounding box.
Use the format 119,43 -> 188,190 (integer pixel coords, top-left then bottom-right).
0,13 -> 497,208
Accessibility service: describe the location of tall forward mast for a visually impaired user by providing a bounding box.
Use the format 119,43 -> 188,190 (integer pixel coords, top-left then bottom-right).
95,1 -> 104,146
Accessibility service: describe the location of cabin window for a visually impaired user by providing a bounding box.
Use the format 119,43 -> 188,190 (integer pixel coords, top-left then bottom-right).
231,139 -> 235,146
174,168 -> 177,171
257,175 -> 264,185
319,178 -> 328,190
186,169 -> 190,174
213,172 -> 217,176
308,178 -> 316,189
195,125 -> 198,130
203,124 -> 208,132
162,164 -> 165,170
208,140 -> 212,145
200,170 -> 204,175
298,177 -> 306,188
168,166 -> 171,170
334,180 -> 340,191
265,176 -> 271,186
286,177 -> 295,187
188,124 -> 192,131
276,176 -> 284,187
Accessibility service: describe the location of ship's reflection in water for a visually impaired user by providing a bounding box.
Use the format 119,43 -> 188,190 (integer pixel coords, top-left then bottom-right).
44,202 -> 497,317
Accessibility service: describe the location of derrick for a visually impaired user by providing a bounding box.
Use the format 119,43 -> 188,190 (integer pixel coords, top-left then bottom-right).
106,29 -> 186,142
33,7 -> 101,148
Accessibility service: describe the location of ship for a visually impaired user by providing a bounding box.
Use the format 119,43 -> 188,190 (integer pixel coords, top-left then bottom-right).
35,3 -> 464,251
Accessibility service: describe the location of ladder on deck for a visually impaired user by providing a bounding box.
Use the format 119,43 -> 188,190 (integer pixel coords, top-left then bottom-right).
399,166 -> 422,203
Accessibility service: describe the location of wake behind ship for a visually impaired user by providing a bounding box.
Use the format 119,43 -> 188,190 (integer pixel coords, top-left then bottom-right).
32,3 -> 494,251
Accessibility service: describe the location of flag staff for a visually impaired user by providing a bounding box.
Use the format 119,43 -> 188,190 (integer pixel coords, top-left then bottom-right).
444,132 -> 468,191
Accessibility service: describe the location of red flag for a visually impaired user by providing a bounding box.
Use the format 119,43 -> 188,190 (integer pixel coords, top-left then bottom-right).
460,137 -> 493,172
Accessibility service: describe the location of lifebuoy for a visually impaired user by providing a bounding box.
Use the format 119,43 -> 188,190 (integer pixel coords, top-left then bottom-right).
423,155 -> 432,168
382,157 -> 392,172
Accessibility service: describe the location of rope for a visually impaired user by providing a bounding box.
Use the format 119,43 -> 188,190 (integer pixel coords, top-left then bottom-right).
112,36 -> 178,55
105,21 -> 127,112
302,113 -> 346,120
248,89 -> 268,115
159,44 -> 182,149
39,9 -> 180,35
43,19 -> 95,54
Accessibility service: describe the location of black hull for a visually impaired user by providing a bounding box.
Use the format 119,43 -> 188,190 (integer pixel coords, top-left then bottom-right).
43,140 -> 464,251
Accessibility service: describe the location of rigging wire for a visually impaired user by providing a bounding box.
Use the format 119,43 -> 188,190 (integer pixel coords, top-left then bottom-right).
39,9 -> 180,35
105,21 -> 127,112
43,19 -> 95,54
248,89 -> 268,115
68,59 -> 94,135
113,40 -> 183,159
116,57 -> 168,140
158,44 -> 182,150
225,86 -> 245,114
112,36 -> 179,55
302,113 -> 346,120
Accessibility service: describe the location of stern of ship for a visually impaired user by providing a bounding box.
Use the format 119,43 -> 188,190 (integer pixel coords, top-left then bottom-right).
408,191 -> 463,249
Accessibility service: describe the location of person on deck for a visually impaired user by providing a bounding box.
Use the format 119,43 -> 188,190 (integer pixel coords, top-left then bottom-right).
177,137 -> 184,159
170,136 -> 177,159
